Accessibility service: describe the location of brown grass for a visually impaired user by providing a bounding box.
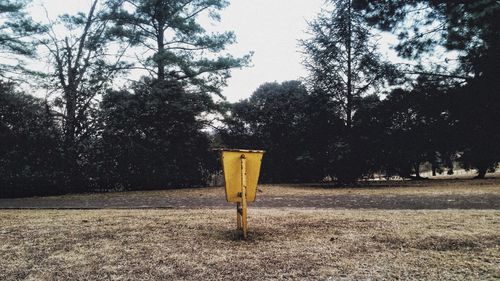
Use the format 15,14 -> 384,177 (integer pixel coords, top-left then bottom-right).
38,178 -> 500,202
1,208 -> 499,280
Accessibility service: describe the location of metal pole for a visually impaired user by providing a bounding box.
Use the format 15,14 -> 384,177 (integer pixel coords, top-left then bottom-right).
236,202 -> 242,230
240,154 -> 248,239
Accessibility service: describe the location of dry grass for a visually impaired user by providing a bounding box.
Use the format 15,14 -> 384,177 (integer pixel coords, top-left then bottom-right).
1,208 -> 499,280
265,180 -> 500,197
39,178 -> 500,202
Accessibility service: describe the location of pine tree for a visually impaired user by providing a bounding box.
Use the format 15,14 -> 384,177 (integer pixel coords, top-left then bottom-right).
0,0 -> 44,76
107,0 -> 250,94
301,0 -> 394,129
301,0 -> 395,182
354,0 -> 500,178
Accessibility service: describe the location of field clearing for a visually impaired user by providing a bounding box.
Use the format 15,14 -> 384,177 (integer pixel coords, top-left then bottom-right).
1,180 -> 499,280
45,177 -> 500,199
1,178 -> 499,209
0,208 -> 499,280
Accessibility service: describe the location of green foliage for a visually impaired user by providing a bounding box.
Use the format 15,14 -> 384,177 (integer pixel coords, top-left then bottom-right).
300,0 -> 398,182
450,75 -> 500,178
97,79 -> 217,189
107,0 -> 250,94
301,89 -> 353,182
221,81 -> 323,182
0,81 -> 63,197
0,0 -> 45,75
301,0 -> 397,127
354,1 -> 499,65
354,0 -> 500,178
373,87 -> 445,177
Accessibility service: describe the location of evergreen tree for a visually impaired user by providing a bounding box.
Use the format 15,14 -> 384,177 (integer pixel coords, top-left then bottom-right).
107,0 -> 250,93
300,0 -> 395,182
301,0 -> 395,128
98,0 -> 250,189
354,0 -> 500,178
98,78 -> 216,189
221,81 -> 320,182
0,81 -> 63,197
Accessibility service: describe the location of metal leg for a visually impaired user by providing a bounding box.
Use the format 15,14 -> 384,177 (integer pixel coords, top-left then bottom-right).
241,154 -> 248,239
241,191 -> 248,239
236,202 -> 242,230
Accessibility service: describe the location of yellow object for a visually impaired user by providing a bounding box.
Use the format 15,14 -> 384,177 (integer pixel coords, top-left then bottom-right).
217,149 -> 264,239
220,149 -> 264,203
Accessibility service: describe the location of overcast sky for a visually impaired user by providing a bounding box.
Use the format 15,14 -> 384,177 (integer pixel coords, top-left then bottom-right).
212,0 -> 327,102
27,0 -> 406,102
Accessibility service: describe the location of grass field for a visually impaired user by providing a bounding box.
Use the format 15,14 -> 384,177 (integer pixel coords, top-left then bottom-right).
41,177 -> 500,199
1,181 -> 499,280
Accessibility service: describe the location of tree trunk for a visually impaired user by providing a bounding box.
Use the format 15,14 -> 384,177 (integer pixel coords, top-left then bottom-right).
346,0 -> 352,128
63,83 -> 78,188
156,16 -> 166,81
64,92 -> 76,149
474,165 -> 488,179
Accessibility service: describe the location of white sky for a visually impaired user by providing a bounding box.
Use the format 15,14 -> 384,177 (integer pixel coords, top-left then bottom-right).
213,0 -> 327,102
26,0 -> 408,102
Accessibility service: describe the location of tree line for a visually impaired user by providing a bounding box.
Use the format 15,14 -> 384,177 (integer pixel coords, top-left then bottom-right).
1,0 -> 499,197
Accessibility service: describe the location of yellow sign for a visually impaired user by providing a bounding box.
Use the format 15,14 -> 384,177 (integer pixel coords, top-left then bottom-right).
221,149 -> 264,202
217,148 -> 264,239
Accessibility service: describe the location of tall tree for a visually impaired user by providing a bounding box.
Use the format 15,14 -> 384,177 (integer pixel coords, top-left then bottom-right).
108,0 -> 250,93
300,0 -> 395,182
39,0 -> 128,188
301,0 -> 395,128
354,0 -> 500,178
98,0 -> 250,190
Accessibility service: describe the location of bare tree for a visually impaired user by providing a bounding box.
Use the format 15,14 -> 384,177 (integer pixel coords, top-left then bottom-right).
39,0 -> 128,184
